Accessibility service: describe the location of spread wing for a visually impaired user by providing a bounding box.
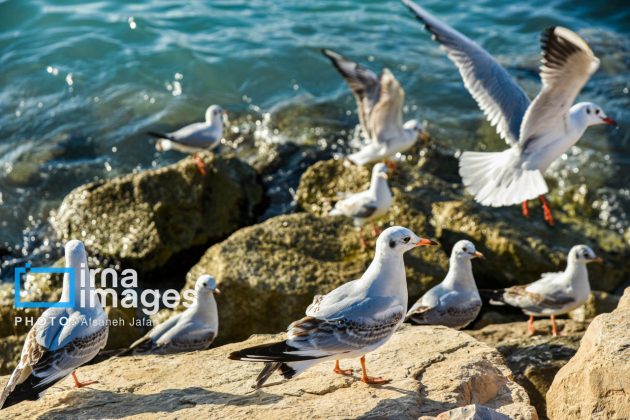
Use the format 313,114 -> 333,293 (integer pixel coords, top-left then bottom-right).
402,0 -> 530,145
322,49 -> 381,140
519,27 -> 600,153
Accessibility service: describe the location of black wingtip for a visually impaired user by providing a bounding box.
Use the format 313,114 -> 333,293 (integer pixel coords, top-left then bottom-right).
146,131 -> 168,139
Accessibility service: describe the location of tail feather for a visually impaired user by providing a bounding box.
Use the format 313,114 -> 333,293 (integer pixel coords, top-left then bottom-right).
479,289 -> 507,306
146,131 -> 171,140
459,149 -> 548,207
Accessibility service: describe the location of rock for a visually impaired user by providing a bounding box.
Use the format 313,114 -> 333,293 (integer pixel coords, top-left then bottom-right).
567,290 -> 621,322
546,287 -> 630,419
0,325 -> 537,419
468,319 -> 588,419
296,157 -> 630,292
434,404 -> 512,420
51,154 -> 263,272
185,212 -> 449,344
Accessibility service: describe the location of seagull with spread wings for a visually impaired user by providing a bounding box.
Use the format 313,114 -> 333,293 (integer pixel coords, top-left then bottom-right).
0,240 -> 108,410
120,275 -> 219,356
148,104 -> 227,175
482,245 -> 601,336
322,49 -> 422,167
229,226 -> 438,388
402,0 -> 617,225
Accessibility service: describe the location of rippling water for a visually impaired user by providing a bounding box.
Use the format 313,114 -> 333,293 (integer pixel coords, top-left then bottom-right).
0,0 -> 629,275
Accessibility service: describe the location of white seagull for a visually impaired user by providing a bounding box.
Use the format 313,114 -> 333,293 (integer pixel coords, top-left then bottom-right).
148,104 -> 227,175
121,275 -> 220,355
0,240 -> 109,410
322,49 -> 422,166
402,0 -> 616,225
406,240 -> 483,329
229,226 -> 438,388
482,245 -> 601,336
329,163 -> 393,245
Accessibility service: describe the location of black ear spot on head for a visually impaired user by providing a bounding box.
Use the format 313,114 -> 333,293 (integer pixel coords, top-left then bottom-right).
389,240 -> 396,248
586,108 -> 591,114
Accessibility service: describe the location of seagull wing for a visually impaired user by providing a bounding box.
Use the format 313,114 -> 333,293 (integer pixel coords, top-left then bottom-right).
402,0 -> 530,146
519,27 -> 600,153
331,193 -> 378,219
322,49 -> 381,140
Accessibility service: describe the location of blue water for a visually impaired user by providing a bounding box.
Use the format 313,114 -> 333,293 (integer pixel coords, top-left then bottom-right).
0,0 -> 629,272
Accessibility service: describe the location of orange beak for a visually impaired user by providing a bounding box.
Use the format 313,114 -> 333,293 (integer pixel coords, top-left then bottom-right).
473,251 -> 485,259
601,117 -> 617,126
416,238 -> 439,247
590,257 -> 604,263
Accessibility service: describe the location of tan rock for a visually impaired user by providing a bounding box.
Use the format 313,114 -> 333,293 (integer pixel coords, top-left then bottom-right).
546,287 -> 630,419
0,325 -> 537,419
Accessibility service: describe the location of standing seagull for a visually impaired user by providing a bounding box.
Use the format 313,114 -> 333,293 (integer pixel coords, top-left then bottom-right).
121,275 -> 220,355
402,0 -> 616,225
406,240 -> 483,329
148,104 -> 227,175
0,240 -> 109,410
229,226 -> 438,388
322,49 -> 422,166
329,163 -> 393,247
481,245 -> 601,336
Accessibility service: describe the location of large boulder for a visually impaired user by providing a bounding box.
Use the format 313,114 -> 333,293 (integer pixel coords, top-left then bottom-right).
296,157 -> 630,291
546,287 -> 630,419
51,153 -> 263,272
185,212 -> 449,344
0,325 -> 537,419
469,319 -> 588,419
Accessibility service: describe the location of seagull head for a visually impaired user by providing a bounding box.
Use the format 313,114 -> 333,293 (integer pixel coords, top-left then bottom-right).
64,239 -> 88,270
205,105 -> 228,126
376,226 -> 438,255
195,274 -> 221,296
371,162 -> 389,180
577,102 -> 617,127
569,245 -> 602,264
403,119 -> 422,133
451,240 -> 484,261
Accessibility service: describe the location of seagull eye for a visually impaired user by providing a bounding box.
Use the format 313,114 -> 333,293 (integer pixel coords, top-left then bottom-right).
595,109 -> 600,115
403,237 -> 410,243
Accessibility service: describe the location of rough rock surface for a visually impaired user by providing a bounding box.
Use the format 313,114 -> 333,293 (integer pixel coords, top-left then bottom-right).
547,287 -> 630,420
469,319 -> 588,419
51,154 -> 263,272
0,325 -> 537,419
296,156 -> 630,291
185,212 -> 449,344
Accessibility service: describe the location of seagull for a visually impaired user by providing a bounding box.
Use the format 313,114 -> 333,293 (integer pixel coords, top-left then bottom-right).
0,240 -> 109,410
402,0 -> 617,226
148,104 -> 227,175
121,275 -> 220,356
329,163 -> 393,246
321,49 -> 422,167
229,226 -> 438,388
406,240 -> 483,329
481,245 -> 601,336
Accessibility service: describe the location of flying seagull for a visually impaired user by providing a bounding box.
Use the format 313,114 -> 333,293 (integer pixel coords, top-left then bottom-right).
402,0 -> 616,225
229,226 -> 438,388
322,49 -> 422,167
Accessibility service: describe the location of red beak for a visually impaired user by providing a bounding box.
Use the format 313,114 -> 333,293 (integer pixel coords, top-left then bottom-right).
416,238 -> 439,247
601,117 -> 617,126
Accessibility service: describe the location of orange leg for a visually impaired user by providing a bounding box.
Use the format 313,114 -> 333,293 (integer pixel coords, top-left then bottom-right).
333,360 -> 353,376
522,201 -> 529,218
72,371 -> 97,388
370,221 -> 381,238
359,229 -> 367,250
360,355 -> 390,385
550,314 -> 558,336
193,153 -> 207,176
385,160 -> 397,173
528,315 -> 535,336
538,195 -> 554,226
